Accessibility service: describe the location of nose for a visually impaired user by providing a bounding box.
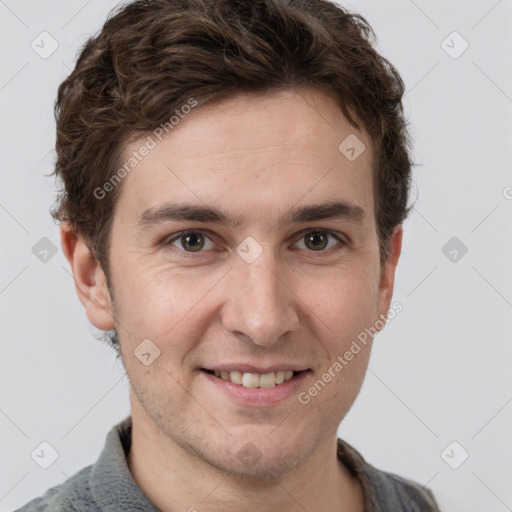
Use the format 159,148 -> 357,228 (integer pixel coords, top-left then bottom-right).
220,248 -> 300,347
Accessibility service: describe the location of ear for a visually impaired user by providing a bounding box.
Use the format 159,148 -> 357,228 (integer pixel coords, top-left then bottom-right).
60,223 -> 115,331
376,224 -> 403,323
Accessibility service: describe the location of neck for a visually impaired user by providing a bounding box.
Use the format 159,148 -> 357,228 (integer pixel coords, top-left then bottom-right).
127,401 -> 365,512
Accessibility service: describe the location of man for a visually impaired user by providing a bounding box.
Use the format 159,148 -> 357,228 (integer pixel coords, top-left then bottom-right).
16,0 -> 441,510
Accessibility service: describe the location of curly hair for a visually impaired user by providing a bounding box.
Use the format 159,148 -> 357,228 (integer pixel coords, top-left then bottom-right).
52,0 -> 413,313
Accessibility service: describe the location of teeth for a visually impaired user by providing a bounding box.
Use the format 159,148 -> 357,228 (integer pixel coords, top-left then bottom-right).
212,370 -> 297,388
230,370 -> 243,385
259,372 -> 277,388
242,373 -> 260,388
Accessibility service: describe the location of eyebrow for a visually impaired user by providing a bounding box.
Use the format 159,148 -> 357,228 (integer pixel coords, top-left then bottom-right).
137,200 -> 366,229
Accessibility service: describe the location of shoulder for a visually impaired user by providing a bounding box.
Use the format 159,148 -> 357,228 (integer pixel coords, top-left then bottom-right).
337,438 -> 442,512
13,465 -> 97,512
372,468 -> 441,511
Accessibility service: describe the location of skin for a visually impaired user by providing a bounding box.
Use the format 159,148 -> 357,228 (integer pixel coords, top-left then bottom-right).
61,87 -> 402,512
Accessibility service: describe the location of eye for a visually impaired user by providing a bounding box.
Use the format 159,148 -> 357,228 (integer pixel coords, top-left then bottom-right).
167,230 -> 215,253
165,229 -> 345,255
294,230 -> 344,252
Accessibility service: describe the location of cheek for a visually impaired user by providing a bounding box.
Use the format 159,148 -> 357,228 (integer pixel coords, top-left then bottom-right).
305,264 -> 380,332
111,260 -> 227,343
302,275 -> 376,418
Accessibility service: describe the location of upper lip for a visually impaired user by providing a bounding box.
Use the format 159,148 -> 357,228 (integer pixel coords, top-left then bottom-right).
203,364 -> 310,374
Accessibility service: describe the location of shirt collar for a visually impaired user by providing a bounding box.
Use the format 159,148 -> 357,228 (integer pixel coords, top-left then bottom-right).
89,415 -> 160,511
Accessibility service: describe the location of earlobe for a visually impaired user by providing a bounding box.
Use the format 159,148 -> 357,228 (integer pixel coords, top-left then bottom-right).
60,223 -> 115,331
377,225 -> 403,322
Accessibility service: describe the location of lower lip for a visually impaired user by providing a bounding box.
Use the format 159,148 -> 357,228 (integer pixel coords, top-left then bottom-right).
200,370 -> 310,407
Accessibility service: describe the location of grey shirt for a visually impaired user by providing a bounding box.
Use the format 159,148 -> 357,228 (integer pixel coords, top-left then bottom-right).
15,416 -> 441,511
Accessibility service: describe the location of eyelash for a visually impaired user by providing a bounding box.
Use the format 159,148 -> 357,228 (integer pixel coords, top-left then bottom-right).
165,229 -> 347,256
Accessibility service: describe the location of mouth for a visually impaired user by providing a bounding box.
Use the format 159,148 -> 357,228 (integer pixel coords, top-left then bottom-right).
199,366 -> 311,407
201,368 -> 304,388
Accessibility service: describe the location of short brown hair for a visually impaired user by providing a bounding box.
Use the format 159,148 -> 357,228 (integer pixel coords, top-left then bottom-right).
52,0 -> 412,279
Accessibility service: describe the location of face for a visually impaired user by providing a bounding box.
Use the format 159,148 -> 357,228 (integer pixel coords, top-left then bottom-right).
71,88 -> 401,478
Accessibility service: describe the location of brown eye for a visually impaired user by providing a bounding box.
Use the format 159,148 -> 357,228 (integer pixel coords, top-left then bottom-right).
295,231 -> 343,252
304,231 -> 329,251
181,233 -> 204,252
167,231 -> 214,253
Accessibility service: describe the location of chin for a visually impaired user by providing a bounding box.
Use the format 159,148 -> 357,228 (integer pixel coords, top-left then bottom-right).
214,447 -> 305,480
203,427 -> 315,479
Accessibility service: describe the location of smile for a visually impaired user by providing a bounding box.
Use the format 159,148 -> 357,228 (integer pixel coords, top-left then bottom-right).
200,367 -> 310,407
205,369 -> 296,388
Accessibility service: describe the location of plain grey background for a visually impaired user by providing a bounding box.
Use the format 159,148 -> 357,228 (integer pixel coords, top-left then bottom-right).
1,0 -> 511,510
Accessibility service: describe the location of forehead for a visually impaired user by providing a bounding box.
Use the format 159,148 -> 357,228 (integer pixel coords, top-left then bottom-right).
116,88 -> 375,224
